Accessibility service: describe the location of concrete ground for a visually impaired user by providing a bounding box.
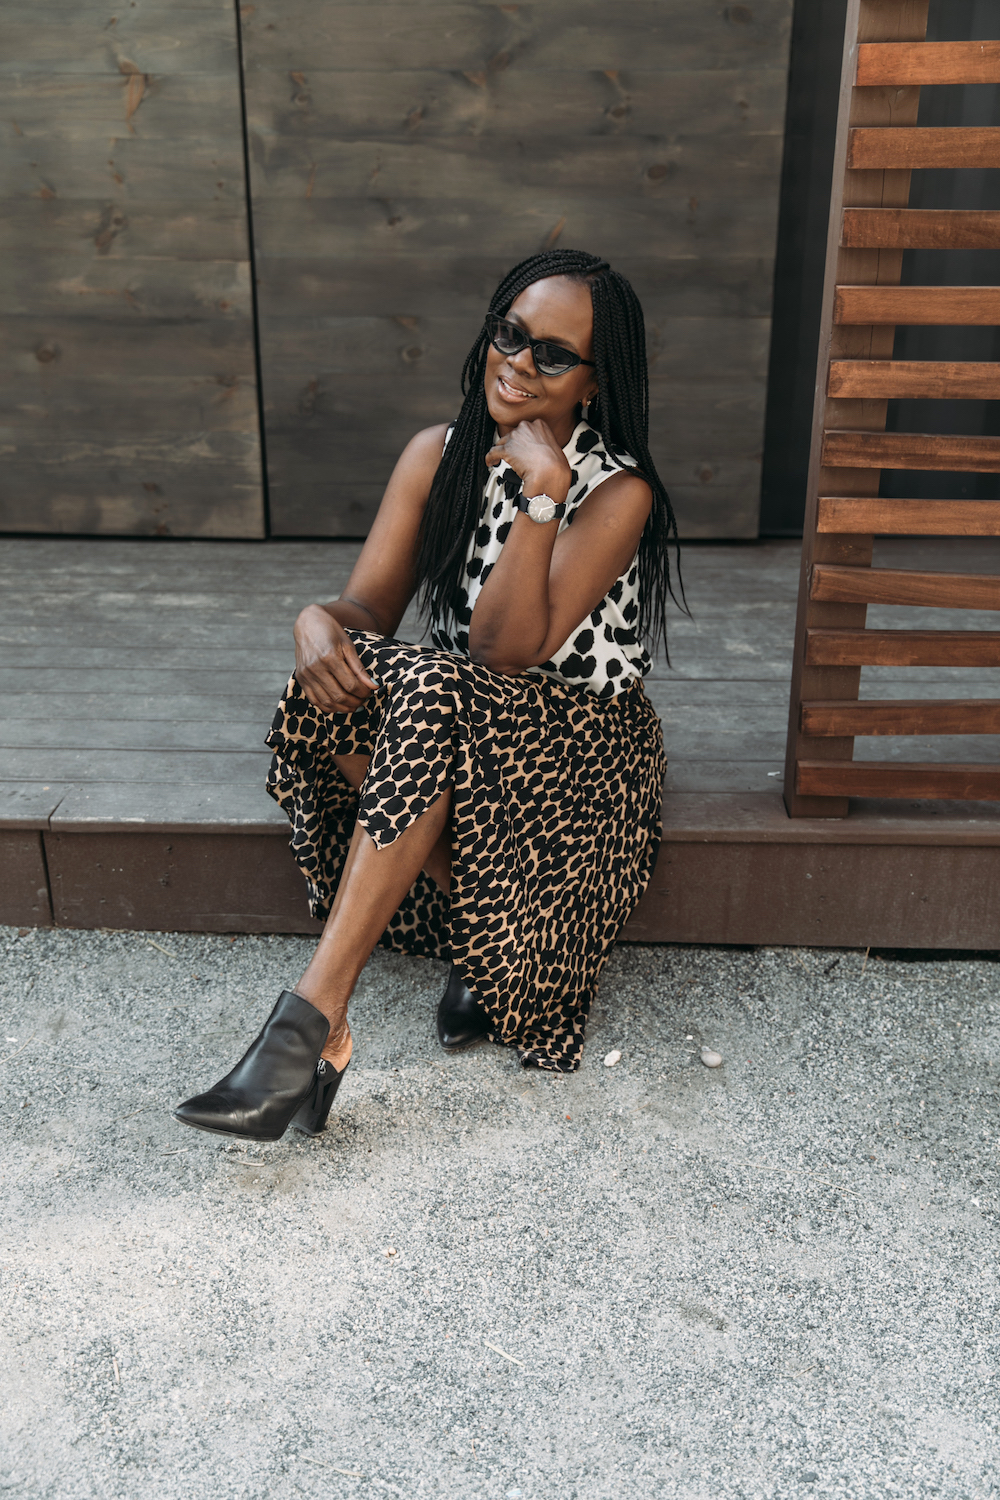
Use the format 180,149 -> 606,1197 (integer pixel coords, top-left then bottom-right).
0,926 -> 998,1500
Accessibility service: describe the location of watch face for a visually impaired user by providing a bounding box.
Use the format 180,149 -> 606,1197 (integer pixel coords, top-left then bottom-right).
527,495 -> 556,524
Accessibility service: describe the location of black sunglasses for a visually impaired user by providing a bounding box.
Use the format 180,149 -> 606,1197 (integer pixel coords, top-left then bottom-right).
485,315 -> 596,377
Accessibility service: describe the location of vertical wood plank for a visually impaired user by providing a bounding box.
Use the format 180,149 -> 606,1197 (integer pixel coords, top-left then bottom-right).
0,1 -> 265,537
241,1 -> 795,539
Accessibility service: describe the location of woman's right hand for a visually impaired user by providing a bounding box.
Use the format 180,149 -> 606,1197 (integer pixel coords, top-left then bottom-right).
293,605 -> 378,715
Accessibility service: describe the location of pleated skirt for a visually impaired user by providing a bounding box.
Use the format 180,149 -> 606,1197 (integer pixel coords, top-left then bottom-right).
265,632 -> 665,1071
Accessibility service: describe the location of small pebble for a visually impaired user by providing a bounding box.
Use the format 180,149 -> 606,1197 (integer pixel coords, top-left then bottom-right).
700,1048 -> 723,1068
385,1248 -> 397,1258
603,1049 -> 622,1067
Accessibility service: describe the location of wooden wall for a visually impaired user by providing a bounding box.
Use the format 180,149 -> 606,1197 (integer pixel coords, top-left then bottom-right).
0,1 -> 794,541
242,0 -> 794,539
0,0 -> 264,537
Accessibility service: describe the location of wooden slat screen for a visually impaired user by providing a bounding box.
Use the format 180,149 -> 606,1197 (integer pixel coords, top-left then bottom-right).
847,126 -> 1000,170
805,630 -> 1000,668
817,497 -> 1000,534
856,40 -> 1000,85
783,0 -> 1000,816
841,209 -> 1000,249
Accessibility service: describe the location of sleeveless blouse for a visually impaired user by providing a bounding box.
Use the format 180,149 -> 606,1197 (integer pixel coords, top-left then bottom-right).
429,419 -> 653,698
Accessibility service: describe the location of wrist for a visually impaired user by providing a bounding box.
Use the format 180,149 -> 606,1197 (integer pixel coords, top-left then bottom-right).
521,465 -> 570,503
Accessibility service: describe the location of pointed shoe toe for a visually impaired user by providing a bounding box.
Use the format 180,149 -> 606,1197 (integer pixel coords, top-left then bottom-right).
436,966 -> 490,1051
290,1057 -> 350,1137
173,989 -> 329,1142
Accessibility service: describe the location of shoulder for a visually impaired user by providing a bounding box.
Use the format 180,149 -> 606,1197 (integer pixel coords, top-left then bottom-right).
583,467 -> 652,521
385,423 -> 453,505
400,422 -> 452,468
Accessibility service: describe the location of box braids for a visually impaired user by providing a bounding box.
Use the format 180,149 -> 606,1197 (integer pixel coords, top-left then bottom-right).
415,248 -> 685,654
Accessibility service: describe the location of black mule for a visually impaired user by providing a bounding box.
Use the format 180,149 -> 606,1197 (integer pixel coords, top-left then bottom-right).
436,965 -> 490,1051
173,990 -> 329,1142
290,1056 -> 350,1137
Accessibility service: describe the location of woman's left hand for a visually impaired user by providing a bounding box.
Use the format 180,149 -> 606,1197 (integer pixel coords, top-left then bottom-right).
485,419 -> 571,495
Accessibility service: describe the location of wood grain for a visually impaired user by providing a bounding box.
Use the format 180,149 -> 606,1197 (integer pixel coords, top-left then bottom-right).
805,628 -> 1000,667
0,0 -> 264,537
241,1 -> 797,73
827,361 -> 1000,399
243,0 -> 793,538
822,430 -> 1000,472
796,760 -> 1000,801
801,699 -> 1000,736
847,127 -> 1000,170
241,65 -> 789,142
841,209 -> 1000,250
856,40 -> 1000,86
822,431 -> 1000,472
817,498 -> 1000,534
834,286 -> 1000,325
810,564 -> 1000,611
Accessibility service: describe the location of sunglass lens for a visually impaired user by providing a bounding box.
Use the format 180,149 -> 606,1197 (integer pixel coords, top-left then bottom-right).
534,343 -> 578,375
489,318 -> 524,354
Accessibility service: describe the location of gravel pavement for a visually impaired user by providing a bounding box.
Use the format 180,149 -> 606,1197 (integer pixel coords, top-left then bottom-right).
1,925 -> 998,1500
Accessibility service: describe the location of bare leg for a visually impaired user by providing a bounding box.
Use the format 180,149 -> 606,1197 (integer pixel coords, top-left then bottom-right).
333,753 -> 451,893
294,779 -> 453,1071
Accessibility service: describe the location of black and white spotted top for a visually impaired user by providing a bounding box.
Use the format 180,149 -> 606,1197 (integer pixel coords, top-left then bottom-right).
429,419 -> 652,698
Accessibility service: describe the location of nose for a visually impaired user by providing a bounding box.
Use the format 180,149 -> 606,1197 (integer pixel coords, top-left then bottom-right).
507,343 -> 538,379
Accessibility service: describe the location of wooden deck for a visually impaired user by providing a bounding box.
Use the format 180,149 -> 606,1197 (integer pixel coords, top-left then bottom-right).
3,535 -> 1000,946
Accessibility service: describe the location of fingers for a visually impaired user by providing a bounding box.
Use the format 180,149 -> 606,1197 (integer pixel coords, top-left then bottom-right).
299,670 -> 371,716
298,646 -> 376,715
340,636 -> 377,692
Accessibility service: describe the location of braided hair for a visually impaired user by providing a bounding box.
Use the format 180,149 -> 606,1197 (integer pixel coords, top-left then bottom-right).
414,248 -> 685,655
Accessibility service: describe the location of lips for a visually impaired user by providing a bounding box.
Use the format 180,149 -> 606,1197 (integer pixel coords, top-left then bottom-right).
497,373 -> 536,403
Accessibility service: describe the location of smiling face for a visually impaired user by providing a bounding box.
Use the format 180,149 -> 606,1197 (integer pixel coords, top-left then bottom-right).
484,275 -> 599,447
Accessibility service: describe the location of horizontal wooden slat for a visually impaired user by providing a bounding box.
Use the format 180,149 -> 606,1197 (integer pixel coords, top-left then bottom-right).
822,431 -> 1000,472
841,209 -> 1000,250
857,40 -> 1000,87
796,761 -> 1000,801
801,699 -> 1000,736
817,498 -> 1000,535
827,360 -> 1000,399
847,127 -> 1000,171
811,564 -> 1000,611
805,629 -> 1000,668
834,286 -> 1000,325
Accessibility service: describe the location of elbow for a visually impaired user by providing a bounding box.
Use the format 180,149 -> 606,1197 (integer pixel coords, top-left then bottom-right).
469,641 -> 518,673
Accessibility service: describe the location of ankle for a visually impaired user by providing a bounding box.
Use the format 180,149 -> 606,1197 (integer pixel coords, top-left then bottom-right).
321,1023 -> 352,1071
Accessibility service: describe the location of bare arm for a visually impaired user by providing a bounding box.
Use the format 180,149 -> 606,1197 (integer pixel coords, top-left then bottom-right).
468,419 -> 652,674
293,423 -> 449,714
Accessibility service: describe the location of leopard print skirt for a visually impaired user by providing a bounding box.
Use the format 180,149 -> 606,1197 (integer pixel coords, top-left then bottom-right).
265,631 -> 665,1072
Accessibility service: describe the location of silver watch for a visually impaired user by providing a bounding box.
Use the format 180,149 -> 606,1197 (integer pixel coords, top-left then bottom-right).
516,491 -> 566,524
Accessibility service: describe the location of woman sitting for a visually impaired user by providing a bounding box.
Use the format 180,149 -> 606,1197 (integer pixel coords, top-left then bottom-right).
174,248 -> 681,1143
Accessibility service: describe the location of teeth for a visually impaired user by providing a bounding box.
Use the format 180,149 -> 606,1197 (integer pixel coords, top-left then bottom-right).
500,376 -> 532,398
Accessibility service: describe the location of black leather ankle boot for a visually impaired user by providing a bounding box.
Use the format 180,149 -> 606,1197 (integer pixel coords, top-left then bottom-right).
173,990 -> 329,1141
290,1056 -> 350,1137
436,966 -> 490,1050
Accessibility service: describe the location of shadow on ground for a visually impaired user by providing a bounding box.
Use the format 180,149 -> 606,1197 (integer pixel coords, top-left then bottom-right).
1,927 -> 998,1499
